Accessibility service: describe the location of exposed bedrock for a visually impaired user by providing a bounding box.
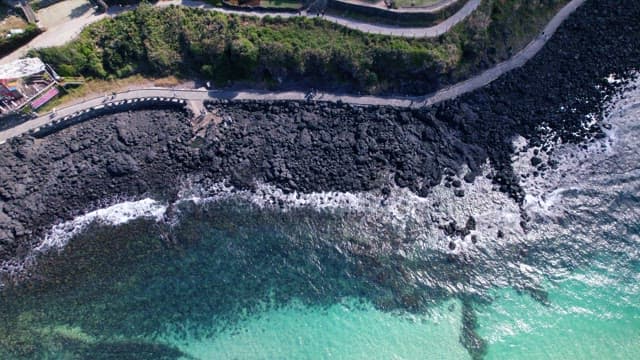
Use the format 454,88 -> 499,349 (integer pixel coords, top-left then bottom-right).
0,109 -> 196,260
0,0 -> 639,263
203,100 -> 489,196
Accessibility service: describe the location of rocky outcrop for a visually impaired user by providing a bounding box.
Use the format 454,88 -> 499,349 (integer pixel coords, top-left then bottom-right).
0,109 -> 194,260
0,0 -> 638,265
201,100 -> 488,197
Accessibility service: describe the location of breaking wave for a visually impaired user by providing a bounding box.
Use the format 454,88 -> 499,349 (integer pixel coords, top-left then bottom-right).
3,75 -> 639,305
36,198 -> 168,252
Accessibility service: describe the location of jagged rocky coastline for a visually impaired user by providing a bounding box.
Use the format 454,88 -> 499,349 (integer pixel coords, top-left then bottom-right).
0,0 -> 639,267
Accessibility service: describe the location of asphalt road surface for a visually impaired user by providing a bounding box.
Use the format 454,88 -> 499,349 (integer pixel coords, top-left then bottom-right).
0,0 -> 586,143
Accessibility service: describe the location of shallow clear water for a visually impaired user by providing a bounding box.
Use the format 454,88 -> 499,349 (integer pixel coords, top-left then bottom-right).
1,79 -> 639,359
164,299 -> 470,360
161,264 -> 640,360
480,267 -> 640,360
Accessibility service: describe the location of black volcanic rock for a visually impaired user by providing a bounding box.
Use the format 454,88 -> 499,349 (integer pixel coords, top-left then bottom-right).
107,153 -> 140,176
202,100 -> 486,196
0,109 -> 192,260
0,0 -> 639,267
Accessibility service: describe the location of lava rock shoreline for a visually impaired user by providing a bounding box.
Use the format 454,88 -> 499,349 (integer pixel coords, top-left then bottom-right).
0,0 -> 639,265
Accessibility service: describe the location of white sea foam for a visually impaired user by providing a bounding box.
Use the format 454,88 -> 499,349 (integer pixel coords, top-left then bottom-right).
35,198 -> 167,252
29,76 -> 638,265
176,162 -> 524,257
4,74 -> 639,293
0,198 -> 168,287
21,172 -> 512,269
0,160 -> 526,292
506,73 -> 640,284
606,73 -> 623,84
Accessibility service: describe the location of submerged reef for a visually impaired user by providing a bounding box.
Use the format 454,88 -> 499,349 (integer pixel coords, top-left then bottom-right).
0,2 -> 638,358
2,0 -> 640,264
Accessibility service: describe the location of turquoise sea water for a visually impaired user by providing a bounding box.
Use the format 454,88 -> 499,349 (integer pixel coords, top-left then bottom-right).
0,192 -> 637,360
480,269 -> 640,359
162,266 -> 640,360
164,299 -> 470,360
1,81 -> 639,359
2,237 -> 636,360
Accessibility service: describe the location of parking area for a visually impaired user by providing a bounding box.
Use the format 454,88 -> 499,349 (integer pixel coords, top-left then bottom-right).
36,0 -> 92,29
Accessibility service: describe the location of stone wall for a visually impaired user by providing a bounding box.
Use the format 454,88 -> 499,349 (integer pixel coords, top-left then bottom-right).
31,97 -> 187,138
326,0 -> 467,25
221,1 -> 301,14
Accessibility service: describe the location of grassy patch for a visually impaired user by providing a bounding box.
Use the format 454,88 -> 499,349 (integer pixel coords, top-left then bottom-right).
201,0 -> 225,6
324,7 -> 444,27
37,75 -> 184,114
0,5 -> 28,33
29,0 -> 68,11
225,0 -> 300,8
258,0 -> 301,9
32,0 -> 570,95
0,3 -> 40,57
0,23 -> 42,58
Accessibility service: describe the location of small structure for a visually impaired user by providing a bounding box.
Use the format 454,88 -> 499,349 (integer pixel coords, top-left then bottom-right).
0,57 -> 60,115
2,0 -> 39,24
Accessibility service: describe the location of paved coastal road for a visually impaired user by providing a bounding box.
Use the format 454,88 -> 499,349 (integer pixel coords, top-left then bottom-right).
1,0 -> 479,65
336,0 -> 461,13
0,0 -> 586,143
312,0 -> 479,37
422,0 -> 586,106
158,0 -> 481,37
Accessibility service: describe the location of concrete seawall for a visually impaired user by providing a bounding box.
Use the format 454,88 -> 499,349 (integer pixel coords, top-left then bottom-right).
220,1 -> 300,14
326,0 -> 468,25
29,97 -> 188,138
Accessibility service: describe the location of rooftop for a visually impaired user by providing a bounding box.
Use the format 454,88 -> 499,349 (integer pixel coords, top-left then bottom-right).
0,58 -> 46,80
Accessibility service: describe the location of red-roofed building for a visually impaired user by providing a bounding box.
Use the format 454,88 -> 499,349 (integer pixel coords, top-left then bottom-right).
0,57 -> 60,115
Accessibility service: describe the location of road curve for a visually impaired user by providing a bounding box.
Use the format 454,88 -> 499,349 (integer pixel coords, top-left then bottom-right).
2,0 -> 480,65
335,0 -> 462,14
159,0 -> 481,37
0,0 -> 586,143
314,0 -> 479,37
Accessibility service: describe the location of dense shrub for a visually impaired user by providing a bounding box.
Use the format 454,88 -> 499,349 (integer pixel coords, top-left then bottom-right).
0,24 -> 42,58
33,0 -> 567,94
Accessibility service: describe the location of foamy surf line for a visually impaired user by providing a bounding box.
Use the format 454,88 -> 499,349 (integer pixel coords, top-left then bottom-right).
0,166 -> 521,290
177,162 -> 525,256
515,73 -> 640,221
2,73 -> 637,290
35,198 -> 168,252
23,163 -> 523,257
25,160 -> 523,262
0,198 -> 167,287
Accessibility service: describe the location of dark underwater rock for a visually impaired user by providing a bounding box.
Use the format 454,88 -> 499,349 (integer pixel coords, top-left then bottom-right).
0,0 -> 638,267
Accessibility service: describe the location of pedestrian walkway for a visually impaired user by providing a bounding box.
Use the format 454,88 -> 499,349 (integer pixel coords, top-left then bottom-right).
0,0 -> 587,144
